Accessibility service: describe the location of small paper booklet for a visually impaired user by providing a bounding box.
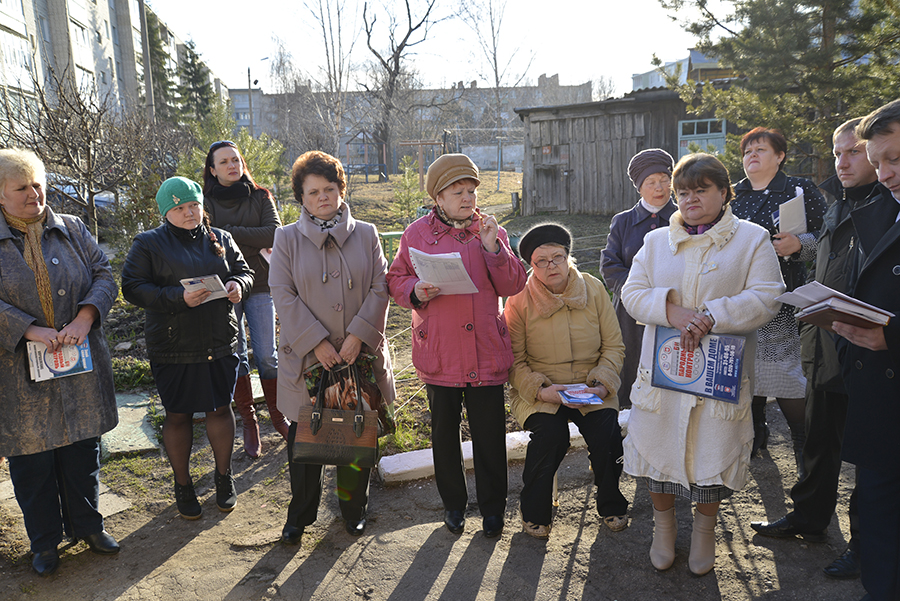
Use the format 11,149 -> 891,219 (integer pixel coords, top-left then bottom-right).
180,274 -> 228,304
776,281 -> 893,332
408,247 -> 479,295
771,186 -> 807,236
559,384 -> 603,405
259,248 -> 273,264
651,327 -> 746,404
27,340 -> 93,382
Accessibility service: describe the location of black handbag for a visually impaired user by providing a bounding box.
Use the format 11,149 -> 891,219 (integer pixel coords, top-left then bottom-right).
292,363 -> 380,468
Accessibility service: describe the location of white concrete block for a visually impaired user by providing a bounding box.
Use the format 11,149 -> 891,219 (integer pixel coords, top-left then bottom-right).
378,422 -> 588,484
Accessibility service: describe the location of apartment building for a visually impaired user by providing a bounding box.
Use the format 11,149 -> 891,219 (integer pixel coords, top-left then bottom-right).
0,0 -> 225,125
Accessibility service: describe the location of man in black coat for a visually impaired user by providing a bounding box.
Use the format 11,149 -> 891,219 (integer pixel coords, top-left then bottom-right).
833,99 -> 900,601
751,118 -> 879,581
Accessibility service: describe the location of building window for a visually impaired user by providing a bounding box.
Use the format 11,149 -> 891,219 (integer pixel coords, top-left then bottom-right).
39,17 -> 50,43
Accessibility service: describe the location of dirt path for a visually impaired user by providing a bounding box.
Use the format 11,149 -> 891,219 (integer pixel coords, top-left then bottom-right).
0,406 -> 865,601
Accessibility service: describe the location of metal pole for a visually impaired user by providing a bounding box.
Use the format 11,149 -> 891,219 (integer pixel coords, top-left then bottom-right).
497,138 -> 502,191
248,67 -> 254,137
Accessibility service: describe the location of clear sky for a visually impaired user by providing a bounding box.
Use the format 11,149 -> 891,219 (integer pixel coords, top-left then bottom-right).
145,0 -> 702,98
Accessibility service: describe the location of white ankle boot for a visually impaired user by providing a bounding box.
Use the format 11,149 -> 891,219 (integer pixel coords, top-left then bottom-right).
649,506 -> 677,570
689,509 -> 717,575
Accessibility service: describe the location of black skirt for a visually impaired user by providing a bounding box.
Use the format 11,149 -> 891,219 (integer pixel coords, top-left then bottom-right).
151,354 -> 239,414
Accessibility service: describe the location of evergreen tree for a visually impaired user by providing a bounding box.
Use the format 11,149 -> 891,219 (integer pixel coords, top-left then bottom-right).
145,10 -> 176,122
660,0 -> 900,181
175,99 -> 288,197
177,40 -> 215,123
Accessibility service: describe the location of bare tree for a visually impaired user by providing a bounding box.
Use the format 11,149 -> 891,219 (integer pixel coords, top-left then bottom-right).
593,75 -> 617,101
307,0 -> 359,155
459,0 -> 534,135
362,0 -> 440,174
2,65 -> 176,237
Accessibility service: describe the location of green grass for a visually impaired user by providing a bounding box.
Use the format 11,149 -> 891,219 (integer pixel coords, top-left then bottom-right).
112,356 -> 154,391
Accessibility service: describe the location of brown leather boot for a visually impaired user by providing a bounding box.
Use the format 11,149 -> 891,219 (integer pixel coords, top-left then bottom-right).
261,378 -> 290,440
233,375 -> 260,458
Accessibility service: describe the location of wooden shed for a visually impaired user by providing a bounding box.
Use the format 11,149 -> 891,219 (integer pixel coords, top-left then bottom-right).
515,88 -> 687,215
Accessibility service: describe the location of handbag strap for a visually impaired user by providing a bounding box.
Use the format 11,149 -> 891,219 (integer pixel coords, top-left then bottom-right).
309,366 -> 336,435
350,363 -> 366,438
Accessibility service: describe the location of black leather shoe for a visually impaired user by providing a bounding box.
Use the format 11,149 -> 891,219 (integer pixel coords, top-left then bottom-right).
483,514 -> 504,539
345,517 -> 367,537
443,510 -> 465,535
750,516 -> 827,543
823,547 -> 861,580
281,524 -> 303,545
83,531 -> 120,555
32,549 -> 59,576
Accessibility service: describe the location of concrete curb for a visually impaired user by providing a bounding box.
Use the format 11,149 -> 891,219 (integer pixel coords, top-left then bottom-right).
377,422 -> 586,484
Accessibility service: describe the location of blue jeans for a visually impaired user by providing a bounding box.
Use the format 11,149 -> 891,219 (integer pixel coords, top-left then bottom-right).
234,291 -> 278,379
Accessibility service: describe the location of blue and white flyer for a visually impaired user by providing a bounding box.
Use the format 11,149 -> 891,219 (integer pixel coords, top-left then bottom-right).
651,327 -> 745,404
26,340 -> 93,382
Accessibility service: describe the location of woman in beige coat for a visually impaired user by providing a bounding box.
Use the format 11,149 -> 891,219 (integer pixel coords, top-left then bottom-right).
621,153 -> 784,576
505,224 -> 627,538
269,151 -> 395,544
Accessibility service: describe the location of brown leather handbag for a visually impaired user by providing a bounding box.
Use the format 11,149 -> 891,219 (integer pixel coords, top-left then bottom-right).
292,363 -> 380,468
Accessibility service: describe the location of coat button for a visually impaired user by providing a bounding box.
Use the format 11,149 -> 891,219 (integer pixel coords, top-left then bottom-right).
418,330 -> 426,339
887,369 -> 895,379
207,355 -> 213,361
650,224 -> 657,229
465,323 -> 474,331
284,346 -> 292,354
893,265 -> 900,276
51,257 -> 59,265
468,371 -> 477,379
335,337 -> 344,347
57,289 -> 66,296
330,269 -> 340,278
856,360 -> 863,370
829,252 -> 836,260
333,303 -> 343,312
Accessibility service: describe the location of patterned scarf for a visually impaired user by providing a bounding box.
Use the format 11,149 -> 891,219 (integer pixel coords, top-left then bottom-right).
3,206 -> 54,326
435,204 -> 474,230
683,207 -> 726,236
309,208 -> 343,231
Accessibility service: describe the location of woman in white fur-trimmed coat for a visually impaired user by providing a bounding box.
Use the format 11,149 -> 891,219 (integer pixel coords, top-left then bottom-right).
621,153 -> 784,576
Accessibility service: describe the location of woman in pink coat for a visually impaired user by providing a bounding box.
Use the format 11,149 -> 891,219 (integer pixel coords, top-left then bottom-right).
387,154 -> 527,539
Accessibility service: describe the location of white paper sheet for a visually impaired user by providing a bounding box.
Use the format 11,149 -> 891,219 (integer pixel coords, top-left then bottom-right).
775,281 -> 894,317
408,247 -> 478,295
180,274 -> 229,304
777,186 -> 807,235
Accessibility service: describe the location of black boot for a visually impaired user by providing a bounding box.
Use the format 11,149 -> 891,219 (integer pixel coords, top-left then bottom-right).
788,420 -> 807,482
174,479 -> 202,520
751,397 -> 769,457
214,468 -> 237,512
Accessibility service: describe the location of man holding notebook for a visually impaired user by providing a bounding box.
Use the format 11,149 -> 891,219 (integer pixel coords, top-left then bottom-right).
833,99 -> 900,601
751,118 -> 879,581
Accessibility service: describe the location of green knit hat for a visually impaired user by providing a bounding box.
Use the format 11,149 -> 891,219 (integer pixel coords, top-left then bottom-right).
156,176 -> 203,216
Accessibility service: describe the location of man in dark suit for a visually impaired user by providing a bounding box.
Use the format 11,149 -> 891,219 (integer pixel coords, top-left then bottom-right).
751,118 -> 879,580
833,98 -> 900,601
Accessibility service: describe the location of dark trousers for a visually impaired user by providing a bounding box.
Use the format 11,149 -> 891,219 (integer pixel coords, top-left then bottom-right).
7,437 -> 104,553
789,388 -> 859,541
857,466 -> 900,601
427,384 -> 507,517
521,407 -> 627,525
285,422 -> 370,527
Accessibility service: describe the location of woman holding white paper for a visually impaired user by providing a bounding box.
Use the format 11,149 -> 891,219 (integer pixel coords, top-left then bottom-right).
387,153 -> 527,539
621,153 -> 783,575
122,177 -> 253,520
505,223 -> 628,538
0,149 -> 120,576
732,127 -> 828,472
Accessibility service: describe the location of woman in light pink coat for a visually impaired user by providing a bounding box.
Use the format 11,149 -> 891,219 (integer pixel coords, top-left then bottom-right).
269,151 -> 395,544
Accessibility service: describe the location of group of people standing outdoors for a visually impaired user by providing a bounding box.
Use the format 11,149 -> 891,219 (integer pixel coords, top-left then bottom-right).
0,98 -> 897,601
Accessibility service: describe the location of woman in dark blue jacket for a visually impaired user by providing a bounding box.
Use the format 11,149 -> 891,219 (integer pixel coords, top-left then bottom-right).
122,177 -> 253,519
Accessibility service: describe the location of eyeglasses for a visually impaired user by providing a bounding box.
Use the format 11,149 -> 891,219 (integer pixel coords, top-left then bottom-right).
209,140 -> 236,152
532,254 -> 567,269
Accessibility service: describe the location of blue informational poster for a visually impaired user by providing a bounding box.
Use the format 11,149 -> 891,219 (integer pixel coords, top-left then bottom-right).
650,327 -> 745,404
